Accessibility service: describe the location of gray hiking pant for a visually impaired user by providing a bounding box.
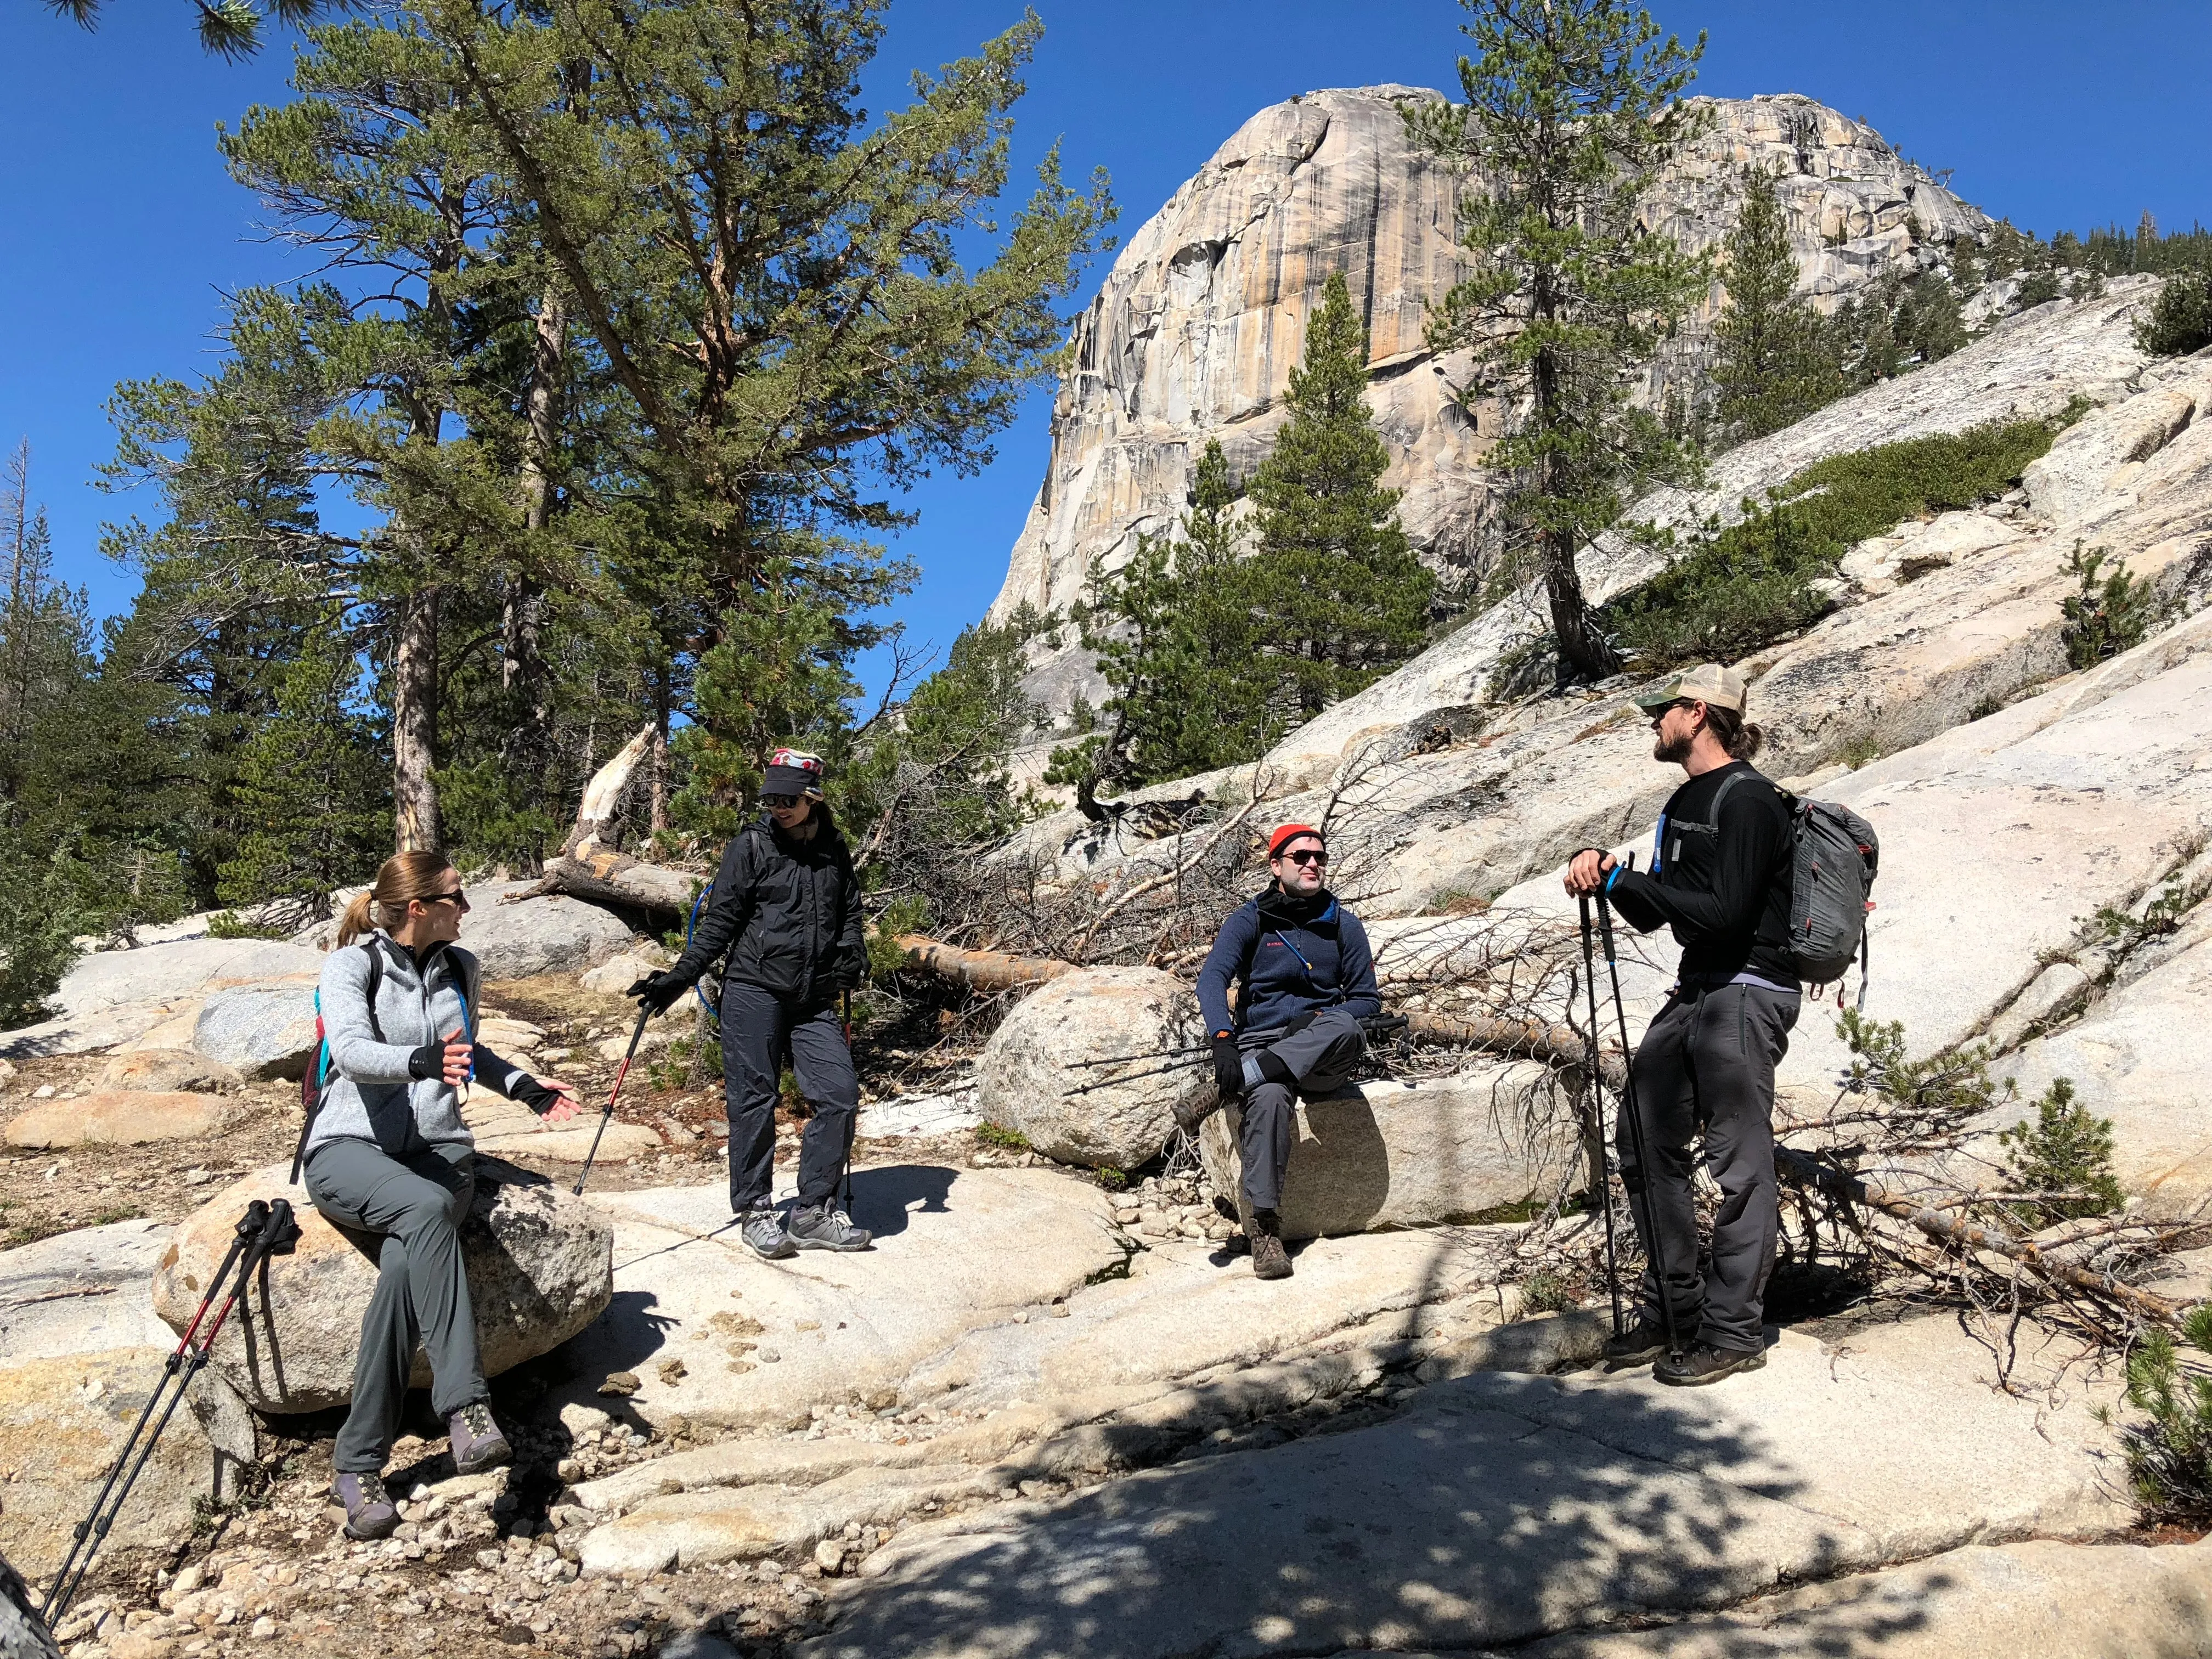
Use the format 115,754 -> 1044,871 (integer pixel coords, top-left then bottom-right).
303,1137 -> 484,1474
1232,1008 -> 1367,1212
1619,980 -> 1801,1354
720,983 -> 858,1214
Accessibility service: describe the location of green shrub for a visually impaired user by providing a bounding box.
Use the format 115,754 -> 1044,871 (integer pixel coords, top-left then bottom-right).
0,842 -> 89,1028
976,1121 -> 1031,1151
1833,1008 -> 2015,1119
2098,1307 -> 2212,1523
1605,418 -> 2062,672
206,909 -> 286,940
2061,543 -> 2166,669
2136,267 -> 2212,358
1518,1269 -> 1581,1316
1996,1077 -> 2124,1224
1095,1166 -> 1130,1192
866,893 -> 933,980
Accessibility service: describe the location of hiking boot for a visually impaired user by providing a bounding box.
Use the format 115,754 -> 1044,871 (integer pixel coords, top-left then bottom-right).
1655,1341 -> 1767,1387
1171,1093 -> 1221,1135
334,1471 -> 399,1541
739,1207 -> 798,1260
447,1400 -> 511,1475
1248,1209 -> 1291,1281
1600,1320 -> 1674,1370
788,1201 -> 872,1252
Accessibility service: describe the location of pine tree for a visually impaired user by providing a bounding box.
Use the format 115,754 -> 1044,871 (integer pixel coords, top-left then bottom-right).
1243,273 -> 1434,721
1710,166 -> 1844,445
1408,0 -> 1712,683
217,619 -> 389,927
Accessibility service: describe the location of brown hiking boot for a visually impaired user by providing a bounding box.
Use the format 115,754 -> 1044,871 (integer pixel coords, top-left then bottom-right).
1248,1209 -> 1291,1280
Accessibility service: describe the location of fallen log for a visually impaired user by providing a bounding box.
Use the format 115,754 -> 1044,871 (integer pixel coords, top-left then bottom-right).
507,724 -> 706,919
1774,1144 -> 2190,1328
891,934 -> 1609,1075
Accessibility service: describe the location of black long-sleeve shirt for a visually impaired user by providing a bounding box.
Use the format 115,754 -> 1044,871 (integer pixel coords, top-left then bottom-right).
1606,761 -> 1798,986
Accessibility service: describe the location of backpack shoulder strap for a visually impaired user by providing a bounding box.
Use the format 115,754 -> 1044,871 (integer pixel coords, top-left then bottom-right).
361,940 -> 386,1043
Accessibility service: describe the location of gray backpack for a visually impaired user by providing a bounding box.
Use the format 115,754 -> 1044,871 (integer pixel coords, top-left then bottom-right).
1714,775 -> 1880,1003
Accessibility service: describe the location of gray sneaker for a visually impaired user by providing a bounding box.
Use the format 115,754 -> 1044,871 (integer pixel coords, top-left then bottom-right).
787,1202 -> 872,1252
447,1400 -> 511,1475
334,1471 -> 398,1541
740,1207 -> 797,1260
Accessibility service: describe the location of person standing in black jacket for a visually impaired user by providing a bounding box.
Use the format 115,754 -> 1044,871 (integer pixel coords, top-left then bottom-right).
1564,664 -> 1800,1387
631,749 -> 872,1259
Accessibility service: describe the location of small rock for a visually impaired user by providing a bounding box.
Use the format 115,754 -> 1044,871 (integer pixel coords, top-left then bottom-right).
250,1616 -> 277,1639
757,1349 -> 781,1364
656,1358 -> 687,1385
813,1538 -> 847,1575
597,1372 -> 641,1397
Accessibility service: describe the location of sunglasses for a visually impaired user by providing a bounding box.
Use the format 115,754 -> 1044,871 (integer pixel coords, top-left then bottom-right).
1646,699 -> 1694,723
420,890 -> 469,909
763,793 -> 801,809
1278,848 -> 1328,867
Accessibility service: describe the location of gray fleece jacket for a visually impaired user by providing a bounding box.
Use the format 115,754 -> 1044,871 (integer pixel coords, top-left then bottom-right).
304,933 -> 537,1162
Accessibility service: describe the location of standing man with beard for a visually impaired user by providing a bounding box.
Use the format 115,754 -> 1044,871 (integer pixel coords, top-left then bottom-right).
1564,665 -> 1801,1386
1186,824 -> 1380,1280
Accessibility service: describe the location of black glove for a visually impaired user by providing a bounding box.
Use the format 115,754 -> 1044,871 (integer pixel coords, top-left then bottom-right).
512,1076 -> 561,1115
1210,1032 -> 1244,1102
836,953 -> 868,993
627,972 -> 686,1016
407,1040 -> 446,1082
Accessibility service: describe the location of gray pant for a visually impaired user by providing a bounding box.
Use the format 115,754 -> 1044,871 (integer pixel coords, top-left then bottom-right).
720,983 -> 858,1213
304,1138 -> 484,1474
1232,1008 -> 1367,1212
1619,980 -> 1800,1353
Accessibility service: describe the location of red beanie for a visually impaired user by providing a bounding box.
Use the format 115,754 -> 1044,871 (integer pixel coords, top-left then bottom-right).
1268,822 -> 1323,858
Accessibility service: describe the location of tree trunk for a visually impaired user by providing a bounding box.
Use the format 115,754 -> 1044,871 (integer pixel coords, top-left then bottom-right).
650,664 -> 671,833
501,287 -> 566,812
1532,338 -> 1619,685
392,586 -> 443,852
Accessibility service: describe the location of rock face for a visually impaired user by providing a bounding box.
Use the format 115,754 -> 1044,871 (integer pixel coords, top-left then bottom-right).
151,1158 -> 614,1413
191,981 -> 320,1081
986,88 -> 1990,715
974,968 -> 1210,1170
454,882 -> 637,980
797,1314 -> 2123,1659
1198,1064 -> 1574,1238
4,1090 -> 235,1149
98,1048 -> 241,1093
2,936 -> 325,1060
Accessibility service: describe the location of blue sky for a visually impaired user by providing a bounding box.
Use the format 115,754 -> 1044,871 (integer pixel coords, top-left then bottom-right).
4,0 -> 2207,700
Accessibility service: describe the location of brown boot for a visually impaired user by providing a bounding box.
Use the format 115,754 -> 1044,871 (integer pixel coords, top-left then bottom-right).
1248,1209 -> 1291,1280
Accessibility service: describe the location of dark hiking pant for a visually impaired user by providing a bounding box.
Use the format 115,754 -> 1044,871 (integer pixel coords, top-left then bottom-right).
304,1138 -> 484,1475
1231,1007 -> 1367,1212
721,982 -> 858,1214
1618,980 -> 1801,1354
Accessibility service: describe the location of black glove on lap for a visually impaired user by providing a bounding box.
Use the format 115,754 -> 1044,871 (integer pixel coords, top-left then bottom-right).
407,1040 -> 447,1082
627,973 -> 686,1016
1210,1032 -> 1244,1102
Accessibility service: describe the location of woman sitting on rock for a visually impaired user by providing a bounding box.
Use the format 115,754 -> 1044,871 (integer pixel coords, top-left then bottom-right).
306,849 -> 578,1541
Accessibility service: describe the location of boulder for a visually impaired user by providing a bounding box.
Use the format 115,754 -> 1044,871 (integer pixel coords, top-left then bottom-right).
455,881 -> 636,980
151,1158 -> 614,1413
0,1347 -> 233,1578
191,980 -> 320,1081
1197,1063 -> 1577,1238
579,946 -> 672,995
974,968 -> 1209,1170
0,1217 -> 174,1362
49,938 -> 324,1019
4,1090 -> 234,1150
100,1047 -> 242,1093
2023,381 -> 2200,528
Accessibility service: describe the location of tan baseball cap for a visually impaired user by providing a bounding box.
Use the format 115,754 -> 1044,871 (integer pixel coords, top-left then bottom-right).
1633,663 -> 1748,714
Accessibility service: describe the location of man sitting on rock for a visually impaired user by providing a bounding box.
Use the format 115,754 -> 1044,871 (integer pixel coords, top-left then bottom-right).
1187,823 -> 1380,1280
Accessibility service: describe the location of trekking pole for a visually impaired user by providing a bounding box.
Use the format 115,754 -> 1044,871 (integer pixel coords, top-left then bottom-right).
1576,898 -> 1624,1340
42,1199 -> 267,1619
1595,882 -> 1683,1362
839,990 -> 856,1218
574,1003 -> 652,1198
1061,1051 -> 1213,1097
1067,1043 -> 1212,1069
44,1200 -> 298,1625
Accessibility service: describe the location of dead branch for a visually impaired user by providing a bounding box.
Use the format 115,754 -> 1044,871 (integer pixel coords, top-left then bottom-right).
1774,1144 -> 2192,1329
894,935 -> 1074,994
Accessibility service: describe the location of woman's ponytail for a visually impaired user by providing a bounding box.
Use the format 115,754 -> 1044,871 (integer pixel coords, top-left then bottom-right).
335,889 -> 379,947
333,849 -> 452,948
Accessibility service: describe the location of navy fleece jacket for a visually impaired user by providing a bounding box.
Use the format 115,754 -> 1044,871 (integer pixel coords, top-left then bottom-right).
1197,889 -> 1382,1036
